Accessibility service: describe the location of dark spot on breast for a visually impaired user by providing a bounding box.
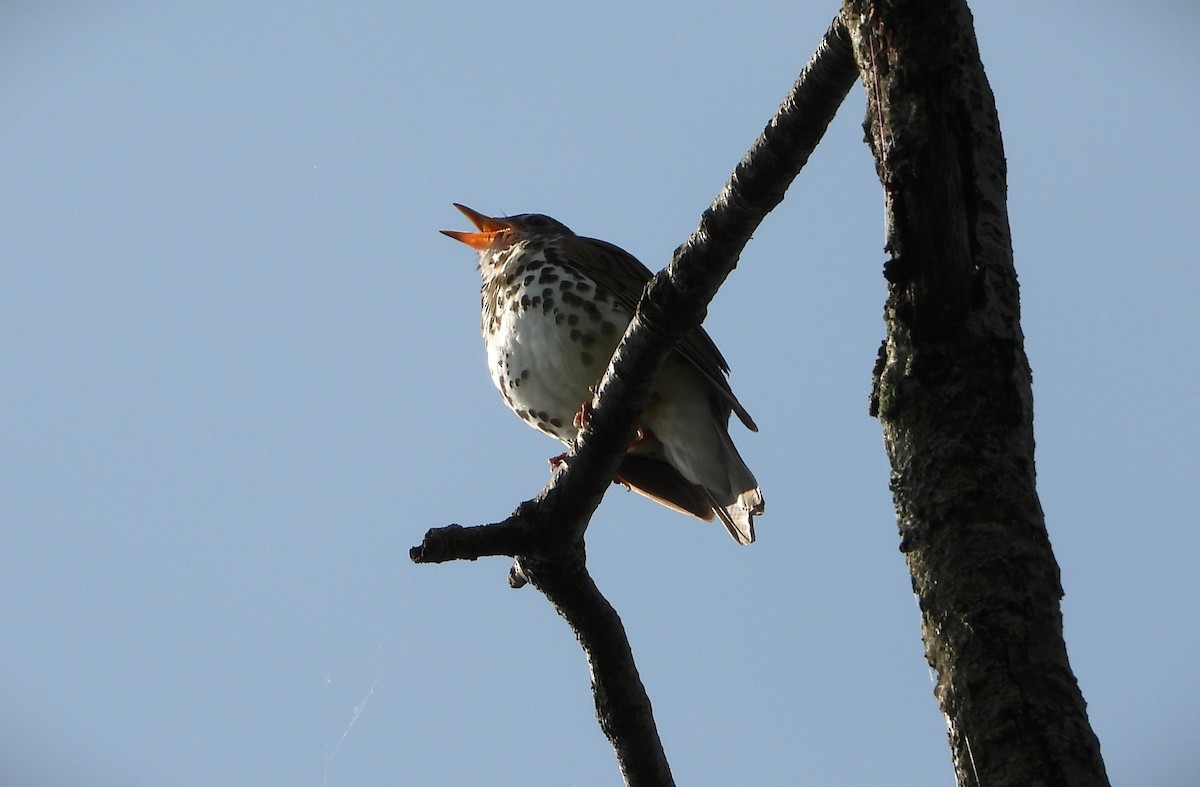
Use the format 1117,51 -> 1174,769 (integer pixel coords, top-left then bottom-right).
600,320 -> 617,336
567,313 -> 579,326
580,352 -> 593,366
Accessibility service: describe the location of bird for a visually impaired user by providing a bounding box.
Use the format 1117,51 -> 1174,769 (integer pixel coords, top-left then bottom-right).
442,204 -> 764,544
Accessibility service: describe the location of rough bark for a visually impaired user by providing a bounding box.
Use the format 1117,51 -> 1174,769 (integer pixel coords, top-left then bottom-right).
842,1 -> 1110,784
412,16 -> 858,786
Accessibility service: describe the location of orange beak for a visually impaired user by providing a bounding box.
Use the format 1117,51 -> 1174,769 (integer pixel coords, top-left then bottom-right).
440,204 -> 513,250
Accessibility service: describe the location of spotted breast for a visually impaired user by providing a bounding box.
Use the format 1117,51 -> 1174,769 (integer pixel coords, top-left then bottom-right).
481,236 -> 627,440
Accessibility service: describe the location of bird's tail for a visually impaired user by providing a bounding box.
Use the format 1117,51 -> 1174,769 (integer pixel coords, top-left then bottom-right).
616,438 -> 764,546
699,430 -> 763,545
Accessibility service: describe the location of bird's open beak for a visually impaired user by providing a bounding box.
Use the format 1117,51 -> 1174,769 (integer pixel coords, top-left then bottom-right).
440,204 -> 512,250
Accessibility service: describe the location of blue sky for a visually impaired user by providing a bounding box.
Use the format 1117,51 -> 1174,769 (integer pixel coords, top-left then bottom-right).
3,2 -> 1197,785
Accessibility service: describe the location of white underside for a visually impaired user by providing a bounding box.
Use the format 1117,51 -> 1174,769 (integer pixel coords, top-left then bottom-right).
487,275 -> 625,442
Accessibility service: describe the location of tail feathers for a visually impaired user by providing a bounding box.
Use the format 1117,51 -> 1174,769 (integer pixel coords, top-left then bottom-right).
616,454 -> 764,545
703,486 -> 764,546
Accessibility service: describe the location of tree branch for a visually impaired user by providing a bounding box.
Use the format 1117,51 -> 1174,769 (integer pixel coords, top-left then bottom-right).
412,14 -> 858,785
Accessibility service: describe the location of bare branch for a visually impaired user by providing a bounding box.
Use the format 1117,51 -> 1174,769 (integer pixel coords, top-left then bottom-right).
520,554 -> 674,787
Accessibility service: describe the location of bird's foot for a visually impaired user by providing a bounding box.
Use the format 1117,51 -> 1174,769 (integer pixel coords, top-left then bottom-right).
571,385 -> 604,430
573,398 -> 655,451
572,400 -> 593,430
624,393 -> 660,449
627,424 -> 655,451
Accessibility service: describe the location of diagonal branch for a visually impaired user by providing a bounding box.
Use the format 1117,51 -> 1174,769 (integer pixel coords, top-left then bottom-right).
412,13 -> 858,563
412,13 -> 858,786
576,11 -> 861,506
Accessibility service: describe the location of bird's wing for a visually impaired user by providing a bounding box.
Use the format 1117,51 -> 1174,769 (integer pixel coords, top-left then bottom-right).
565,236 -> 758,432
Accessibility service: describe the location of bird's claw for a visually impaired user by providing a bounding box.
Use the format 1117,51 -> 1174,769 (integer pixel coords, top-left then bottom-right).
572,400 -> 593,430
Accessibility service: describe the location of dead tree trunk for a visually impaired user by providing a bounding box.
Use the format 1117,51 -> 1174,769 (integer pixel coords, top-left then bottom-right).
842,1 -> 1110,784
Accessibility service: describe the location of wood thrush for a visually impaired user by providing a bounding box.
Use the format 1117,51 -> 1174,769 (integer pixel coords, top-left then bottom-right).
442,204 -> 764,544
